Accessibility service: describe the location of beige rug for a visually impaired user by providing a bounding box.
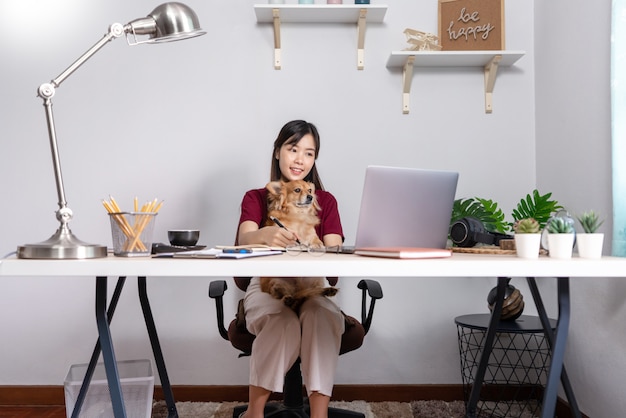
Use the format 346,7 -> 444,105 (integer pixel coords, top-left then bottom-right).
152,399 -> 541,418
152,400 -> 467,418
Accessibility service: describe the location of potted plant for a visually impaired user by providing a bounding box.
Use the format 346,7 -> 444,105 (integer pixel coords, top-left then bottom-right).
513,218 -> 541,259
449,189 -> 562,248
511,190 -> 563,231
576,210 -> 605,259
546,215 -> 575,259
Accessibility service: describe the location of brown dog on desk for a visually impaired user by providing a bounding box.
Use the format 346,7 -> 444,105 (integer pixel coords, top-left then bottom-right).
260,180 -> 338,311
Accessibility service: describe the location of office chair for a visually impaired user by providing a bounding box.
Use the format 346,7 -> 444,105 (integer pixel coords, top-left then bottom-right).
209,277 -> 383,418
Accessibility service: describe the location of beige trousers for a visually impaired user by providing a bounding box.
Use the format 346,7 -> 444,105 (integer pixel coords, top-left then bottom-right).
244,277 -> 345,397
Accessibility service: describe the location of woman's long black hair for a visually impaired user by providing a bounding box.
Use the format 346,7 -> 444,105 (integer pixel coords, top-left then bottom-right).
270,120 -> 324,191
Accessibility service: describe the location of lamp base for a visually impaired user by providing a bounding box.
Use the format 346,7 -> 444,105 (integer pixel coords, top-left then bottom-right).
17,225 -> 107,259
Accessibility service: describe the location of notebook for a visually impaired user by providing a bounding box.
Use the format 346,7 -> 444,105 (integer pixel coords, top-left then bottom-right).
353,246 -> 452,259
171,247 -> 282,259
351,165 -> 459,251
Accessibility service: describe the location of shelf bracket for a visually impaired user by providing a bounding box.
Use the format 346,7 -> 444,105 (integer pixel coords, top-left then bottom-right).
357,8 -> 367,70
402,55 -> 415,114
484,55 -> 501,113
272,8 -> 282,70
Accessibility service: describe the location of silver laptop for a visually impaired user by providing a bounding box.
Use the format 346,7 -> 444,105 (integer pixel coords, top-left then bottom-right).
353,165 -> 459,249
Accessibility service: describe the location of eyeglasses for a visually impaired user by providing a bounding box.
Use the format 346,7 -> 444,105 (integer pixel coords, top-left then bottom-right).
285,244 -> 327,257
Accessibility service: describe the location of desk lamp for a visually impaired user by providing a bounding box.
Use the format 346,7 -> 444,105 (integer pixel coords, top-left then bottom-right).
17,2 -> 206,259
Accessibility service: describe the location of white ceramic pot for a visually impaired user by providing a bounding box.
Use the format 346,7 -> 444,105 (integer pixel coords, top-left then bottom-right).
514,233 -> 541,259
576,233 -> 604,259
547,233 -> 575,259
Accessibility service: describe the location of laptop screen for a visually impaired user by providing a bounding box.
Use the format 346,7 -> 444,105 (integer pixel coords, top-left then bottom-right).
353,166 -> 459,249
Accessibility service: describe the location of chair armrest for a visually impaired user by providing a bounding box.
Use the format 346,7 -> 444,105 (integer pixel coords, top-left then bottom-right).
208,280 -> 230,341
357,279 -> 383,334
209,279 -> 227,298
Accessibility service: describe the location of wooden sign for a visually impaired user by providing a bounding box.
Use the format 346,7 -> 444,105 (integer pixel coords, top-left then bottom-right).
438,0 -> 504,51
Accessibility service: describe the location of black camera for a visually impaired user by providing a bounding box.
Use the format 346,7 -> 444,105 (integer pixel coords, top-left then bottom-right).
449,217 -> 512,248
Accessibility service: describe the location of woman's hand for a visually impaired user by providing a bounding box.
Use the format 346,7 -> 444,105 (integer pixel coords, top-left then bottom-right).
261,226 -> 299,247
238,220 -> 299,247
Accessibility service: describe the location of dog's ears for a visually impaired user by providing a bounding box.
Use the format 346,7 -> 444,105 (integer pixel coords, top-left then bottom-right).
266,181 -> 283,196
307,182 -> 321,211
266,181 -> 285,211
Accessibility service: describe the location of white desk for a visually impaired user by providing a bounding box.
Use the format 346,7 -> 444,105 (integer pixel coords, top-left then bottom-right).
3,252 -> 625,278
2,253 -> 625,418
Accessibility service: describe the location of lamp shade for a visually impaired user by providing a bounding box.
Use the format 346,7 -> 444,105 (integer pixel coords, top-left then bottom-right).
130,2 -> 206,43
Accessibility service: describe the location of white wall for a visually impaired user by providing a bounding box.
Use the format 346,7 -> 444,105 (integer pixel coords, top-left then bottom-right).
534,1 -> 626,418
0,0 -> 620,416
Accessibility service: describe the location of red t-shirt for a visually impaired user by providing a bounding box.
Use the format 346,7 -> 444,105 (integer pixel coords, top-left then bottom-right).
237,188 -> 344,242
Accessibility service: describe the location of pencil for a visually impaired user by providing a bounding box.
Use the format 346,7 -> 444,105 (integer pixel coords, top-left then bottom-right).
103,196 -> 163,252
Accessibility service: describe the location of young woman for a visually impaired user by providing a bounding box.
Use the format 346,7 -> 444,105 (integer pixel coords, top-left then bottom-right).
235,120 -> 345,418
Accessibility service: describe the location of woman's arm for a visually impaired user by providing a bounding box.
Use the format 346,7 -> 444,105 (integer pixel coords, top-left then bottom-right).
323,233 -> 343,247
238,220 -> 299,248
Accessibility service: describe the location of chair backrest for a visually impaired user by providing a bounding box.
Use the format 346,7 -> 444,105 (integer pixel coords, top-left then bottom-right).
228,276 -> 362,355
234,276 -> 338,291
234,277 -> 251,291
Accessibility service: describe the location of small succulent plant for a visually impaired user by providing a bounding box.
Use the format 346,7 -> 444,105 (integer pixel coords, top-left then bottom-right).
546,216 -> 575,234
576,210 -> 604,233
513,218 -> 540,234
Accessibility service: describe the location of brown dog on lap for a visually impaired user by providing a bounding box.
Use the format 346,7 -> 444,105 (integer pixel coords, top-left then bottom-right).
260,180 -> 338,311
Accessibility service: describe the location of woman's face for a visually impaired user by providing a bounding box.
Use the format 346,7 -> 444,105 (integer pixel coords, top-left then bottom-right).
277,133 -> 317,181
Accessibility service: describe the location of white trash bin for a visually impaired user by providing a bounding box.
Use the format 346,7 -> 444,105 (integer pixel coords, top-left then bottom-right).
64,359 -> 154,418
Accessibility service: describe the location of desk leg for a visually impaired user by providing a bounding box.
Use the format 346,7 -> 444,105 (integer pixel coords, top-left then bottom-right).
527,277 -> 580,418
464,277 -> 509,418
138,277 -> 178,418
95,276 -> 127,418
71,277 -> 127,418
537,277 -> 573,418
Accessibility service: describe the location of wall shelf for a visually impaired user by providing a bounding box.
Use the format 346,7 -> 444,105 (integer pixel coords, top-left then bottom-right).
386,50 -> 526,114
254,4 -> 388,70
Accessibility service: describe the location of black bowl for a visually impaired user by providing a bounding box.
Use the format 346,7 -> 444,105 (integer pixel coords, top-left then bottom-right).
168,230 -> 200,247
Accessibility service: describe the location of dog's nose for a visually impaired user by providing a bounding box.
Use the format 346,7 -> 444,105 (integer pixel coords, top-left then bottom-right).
306,195 -> 313,204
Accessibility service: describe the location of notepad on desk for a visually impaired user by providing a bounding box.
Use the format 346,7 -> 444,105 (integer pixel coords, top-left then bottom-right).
172,247 -> 283,259
354,247 -> 452,259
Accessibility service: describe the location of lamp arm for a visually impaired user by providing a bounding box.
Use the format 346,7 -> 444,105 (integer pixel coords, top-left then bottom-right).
49,23 -> 126,89
37,23 -> 127,223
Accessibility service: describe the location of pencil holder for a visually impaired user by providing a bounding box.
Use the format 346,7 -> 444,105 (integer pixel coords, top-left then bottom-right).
109,212 -> 157,257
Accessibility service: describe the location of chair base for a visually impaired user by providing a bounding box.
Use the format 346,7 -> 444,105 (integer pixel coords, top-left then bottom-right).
233,402 -> 365,418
